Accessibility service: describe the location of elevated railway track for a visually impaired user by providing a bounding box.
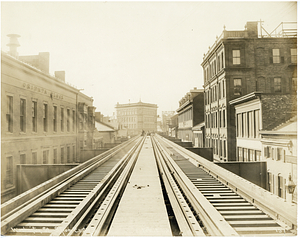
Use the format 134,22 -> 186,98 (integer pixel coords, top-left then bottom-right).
1,134 -> 297,236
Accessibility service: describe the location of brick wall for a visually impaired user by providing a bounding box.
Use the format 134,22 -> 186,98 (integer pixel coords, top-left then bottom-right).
261,94 -> 297,130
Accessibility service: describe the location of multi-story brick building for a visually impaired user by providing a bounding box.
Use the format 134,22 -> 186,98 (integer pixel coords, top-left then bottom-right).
177,88 -> 204,145
201,21 -> 297,162
1,36 -> 95,202
115,101 -> 157,137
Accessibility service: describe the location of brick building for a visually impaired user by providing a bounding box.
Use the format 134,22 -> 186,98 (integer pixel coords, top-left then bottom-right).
201,21 -> 297,162
115,101 -> 158,137
177,88 -> 204,145
1,36 -> 95,202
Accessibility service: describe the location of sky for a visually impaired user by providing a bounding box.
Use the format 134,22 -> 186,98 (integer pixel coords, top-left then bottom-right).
1,1 -> 297,116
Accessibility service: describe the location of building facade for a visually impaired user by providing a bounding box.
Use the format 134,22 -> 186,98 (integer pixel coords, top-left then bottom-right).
230,92 -> 296,163
115,101 -> 158,137
177,88 -> 204,145
161,111 -> 176,133
260,116 -> 297,204
202,21 -> 297,162
2,49 -> 95,202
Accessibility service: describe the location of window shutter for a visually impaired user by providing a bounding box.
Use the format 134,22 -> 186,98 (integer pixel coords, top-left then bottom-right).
270,48 -> 273,64
282,78 -> 286,93
264,147 -> 267,158
270,78 -> 274,93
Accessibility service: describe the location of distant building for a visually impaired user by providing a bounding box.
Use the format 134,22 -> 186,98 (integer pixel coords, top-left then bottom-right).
168,114 -> 178,138
202,21 -> 297,162
177,88 -> 204,145
115,101 -> 158,136
161,111 -> 175,133
1,35 -> 95,202
94,121 -> 116,146
192,122 -> 205,148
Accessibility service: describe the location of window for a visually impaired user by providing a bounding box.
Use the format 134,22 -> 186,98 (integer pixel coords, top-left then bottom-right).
255,151 -> 261,161
232,50 -> 241,65
20,98 -> 26,132
53,148 -> 57,164
6,156 -> 13,188
238,147 -> 243,161
43,103 -> 48,132
67,146 -> 71,163
32,101 -> 37,132
243,148 -> 248,162
277,148 -> 284,161
291,48 -> 297,63
53,106 -> 57,132
264,146 -> 271,158
20,154 -> 26,164
73,110 -> 75,131
234,79 -> 242,96
248,111 -> 254,138
249,149 -> 255,161
221,52 -> 224,68
67,109 -> 70,132
254,110 -> 260,138
223,110 -> 226,128
271,148 -> 275,160
73,145 -> 76,162
61,147 -> 64,163
272,49 -> 280,63
7,96 -> 13,132
223,141 -> 226,158
32,152 -> 37,164
242,112 -> 248,137
61,108 -> 64,131
237,113 -> 243,137
43,150 -> 49,164
274,78 -> 281,92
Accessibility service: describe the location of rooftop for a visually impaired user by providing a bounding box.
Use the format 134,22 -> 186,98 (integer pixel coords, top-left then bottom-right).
203,21 -> 297,60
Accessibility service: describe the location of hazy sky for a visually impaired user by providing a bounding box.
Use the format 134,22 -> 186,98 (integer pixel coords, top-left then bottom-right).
1,1 -> 297,116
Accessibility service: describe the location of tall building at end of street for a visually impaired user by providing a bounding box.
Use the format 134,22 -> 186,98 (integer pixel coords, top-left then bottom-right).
201,21 -> 297,162
115,101 -> 158,137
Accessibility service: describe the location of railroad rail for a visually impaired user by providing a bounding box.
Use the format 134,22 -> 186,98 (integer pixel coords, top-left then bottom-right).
1,134 -> 297,236
1,136 -> 144,236
154,134 -> 297,236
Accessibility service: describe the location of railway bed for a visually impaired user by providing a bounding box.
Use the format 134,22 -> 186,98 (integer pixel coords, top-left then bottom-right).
1,134 -> 296,236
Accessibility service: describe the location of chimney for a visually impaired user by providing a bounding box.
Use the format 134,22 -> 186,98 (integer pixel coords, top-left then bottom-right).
7,34 -> 20,58
246,22 -> 258,38
55,71 -> 65,82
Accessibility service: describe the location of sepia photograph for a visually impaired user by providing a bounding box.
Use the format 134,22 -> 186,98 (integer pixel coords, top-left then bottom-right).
1,1 -> 297,236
